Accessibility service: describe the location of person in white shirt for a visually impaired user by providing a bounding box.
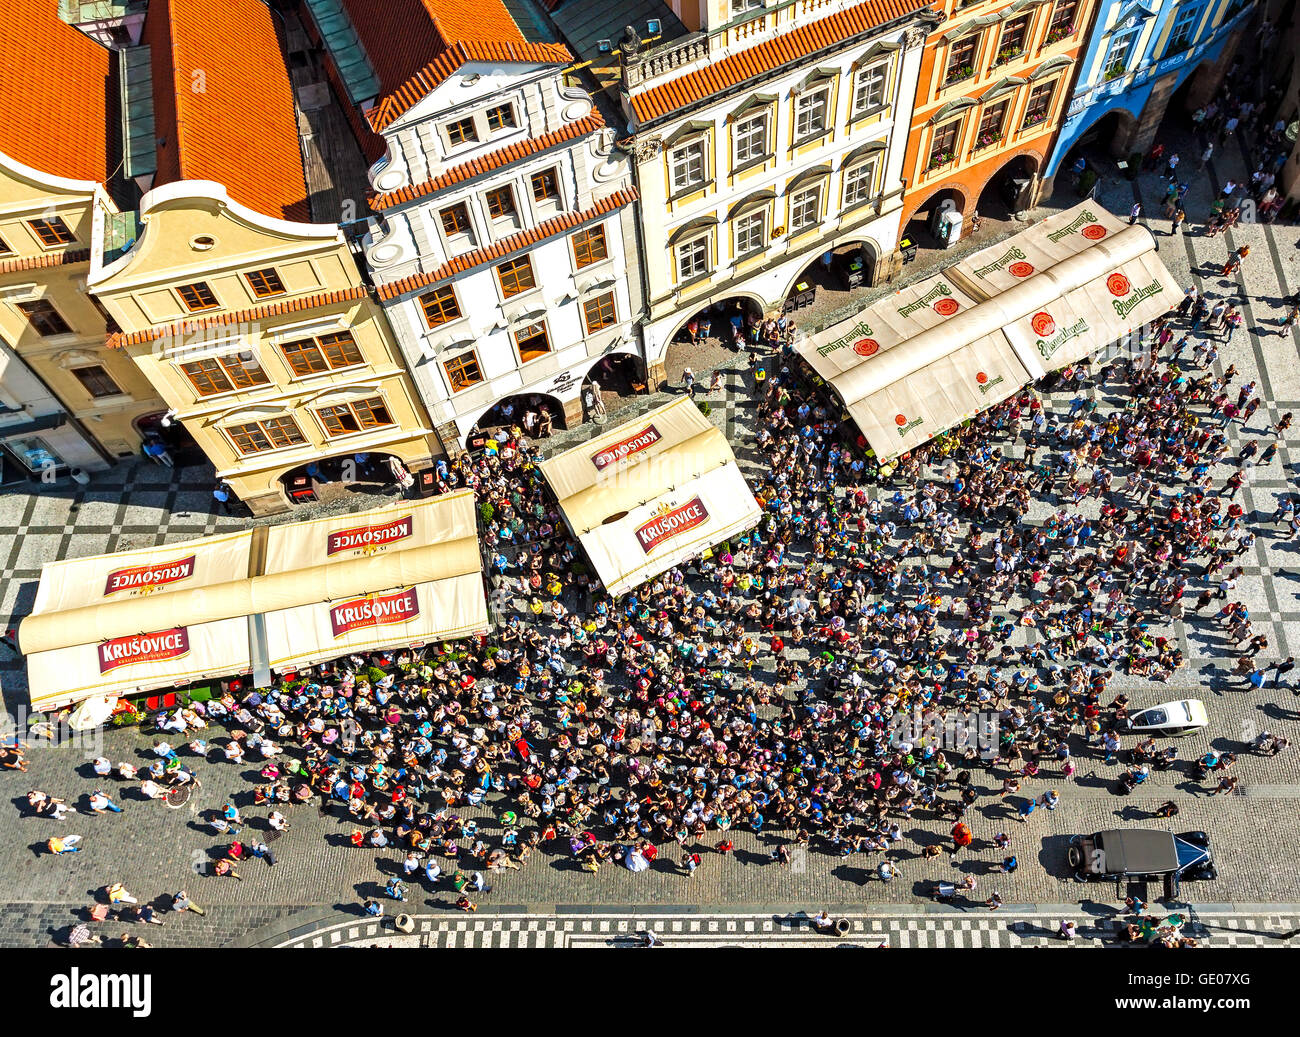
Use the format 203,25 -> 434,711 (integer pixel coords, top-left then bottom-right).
140,780 -> 166,800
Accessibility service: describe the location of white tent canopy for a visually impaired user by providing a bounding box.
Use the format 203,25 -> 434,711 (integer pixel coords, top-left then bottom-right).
20,492 -> 489,711
799,201 -> 1180,462
538,397 -> 761,598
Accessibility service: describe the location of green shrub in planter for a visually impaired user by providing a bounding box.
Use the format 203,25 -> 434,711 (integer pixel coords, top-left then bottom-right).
1076,170 -> 1097,197
367,666 -> 388,684
696,400 -> 712,416
479,502 -> 495,523
1127,152 -> 1143,180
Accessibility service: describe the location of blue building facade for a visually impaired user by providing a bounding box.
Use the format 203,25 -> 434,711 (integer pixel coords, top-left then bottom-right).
1045,0 -> 1257,180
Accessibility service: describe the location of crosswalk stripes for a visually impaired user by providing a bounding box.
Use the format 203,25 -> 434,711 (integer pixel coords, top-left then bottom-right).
277,909 -> 1300,949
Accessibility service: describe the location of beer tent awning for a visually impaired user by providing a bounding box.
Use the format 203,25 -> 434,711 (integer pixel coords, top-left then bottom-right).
19,492 -> 489,711
799,201 -> 1179,462
538,396 -> 761,597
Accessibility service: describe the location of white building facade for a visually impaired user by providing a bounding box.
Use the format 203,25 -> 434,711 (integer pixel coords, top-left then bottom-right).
357,58 -> 643,449
615,0 -> 934,380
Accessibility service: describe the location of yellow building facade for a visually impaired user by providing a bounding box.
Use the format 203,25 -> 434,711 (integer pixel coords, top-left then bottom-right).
0,151 -> 167,475
89,182 -> 442,515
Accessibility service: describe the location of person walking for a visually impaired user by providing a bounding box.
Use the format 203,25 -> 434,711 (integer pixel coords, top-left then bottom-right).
88,789 -> 123,814
211,482 -> 234,516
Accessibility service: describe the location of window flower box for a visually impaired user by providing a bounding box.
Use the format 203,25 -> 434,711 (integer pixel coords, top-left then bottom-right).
926,150 -> 955,171
944,65 -> 975,87
1103,62 -> 1126,82
1044,24 -> 1075,46
974,131 -> 1003,150
994,46 -> 1023,66
1021,112 -> 1047,128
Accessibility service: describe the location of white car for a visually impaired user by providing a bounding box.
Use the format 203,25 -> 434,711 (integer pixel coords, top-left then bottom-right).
1122,699 -> 1208,737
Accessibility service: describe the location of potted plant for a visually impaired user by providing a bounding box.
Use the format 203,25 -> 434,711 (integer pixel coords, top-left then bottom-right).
927,150 -> 954,171
995,45 -> 1022,65
1076,169 -> 1098,197
1126,151 -> 1144,180
1103,62 -> 1126,81
945,64 -> 975,85
1045,24 -> 1074,45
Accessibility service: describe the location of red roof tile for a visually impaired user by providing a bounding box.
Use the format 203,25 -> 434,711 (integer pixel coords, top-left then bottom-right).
375,187 -> 637,300
0,1 -> 113,184
145,0 -> 310,222
371,112 -> 605,210
106,285 -> 369,349
629,0 -> 929,124
338,0 -> 572,132
0,249 -> 91,276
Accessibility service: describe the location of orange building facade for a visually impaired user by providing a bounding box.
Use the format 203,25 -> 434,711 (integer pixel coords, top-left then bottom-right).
899,0 -> 1097,246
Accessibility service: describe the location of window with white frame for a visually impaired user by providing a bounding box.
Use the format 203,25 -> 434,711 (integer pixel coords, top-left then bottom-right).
676,236 -> 710,281
843,158 -> 878,207
1166,6 -> 1201,53
790,185 -> 822,231
854,60 -> 889,115
670,139 -> 708,193
731,0 -> 763,11
734,210 -> 767,256
1103,29 -> 1136,77
734,111 -> 769,166
794,88 -> 830,140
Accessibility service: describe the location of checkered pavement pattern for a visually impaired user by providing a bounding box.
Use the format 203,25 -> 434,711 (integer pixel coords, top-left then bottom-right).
273,908 -> 1300,949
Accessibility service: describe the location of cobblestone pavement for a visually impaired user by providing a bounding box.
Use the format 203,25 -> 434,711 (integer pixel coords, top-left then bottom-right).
0,119 -> 1298,948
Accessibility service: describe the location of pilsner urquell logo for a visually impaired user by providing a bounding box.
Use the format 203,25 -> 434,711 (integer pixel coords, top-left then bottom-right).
326,515 -> 414,556
329,588 -> 420,637
1047,208 -> 1098,243
98,628 -> 190,674
975,371 -> 1005,396
817,320 -> 873,356
1035,315 -> 1090,360
1110,275 -> 1165,320
897,282 -> 953,319
591,424 -> 662,470
103,555 -> 196,596
895,413 -> 923,437
635,497 -> 709,554
972,245 -> 1027,279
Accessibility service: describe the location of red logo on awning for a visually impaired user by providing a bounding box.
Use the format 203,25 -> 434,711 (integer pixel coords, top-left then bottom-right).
1082,225 -> 1108,240
1008,261 -> 1034,278
1106,272 -> 1132,297
634,497 -> 709,555
326,515 -> 414,556
933,297 -> 960,317
852,338 -> 880,358
97,628 -> 190,673
329,588 -> 420,638
103,555 -> 197,596
591,424 -> 662,470
1031,312 -> 1056,337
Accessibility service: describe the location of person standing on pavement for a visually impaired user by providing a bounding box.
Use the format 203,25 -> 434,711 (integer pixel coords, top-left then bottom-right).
212,482 -> 234,515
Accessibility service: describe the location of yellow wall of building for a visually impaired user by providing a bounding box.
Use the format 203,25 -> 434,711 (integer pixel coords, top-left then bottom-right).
89,183 -> 442,514
0,158 -> 166,462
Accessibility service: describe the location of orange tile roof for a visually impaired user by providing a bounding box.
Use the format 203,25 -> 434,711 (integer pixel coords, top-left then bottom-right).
629,0 -> 929,124
371,112 -> 605,210
106,285 -> 369,349
0,249 -> 91,276
145,0 -> 310,222
1,1 -> 113,184
339,0 -> 572,132
376,187 -> 637,300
